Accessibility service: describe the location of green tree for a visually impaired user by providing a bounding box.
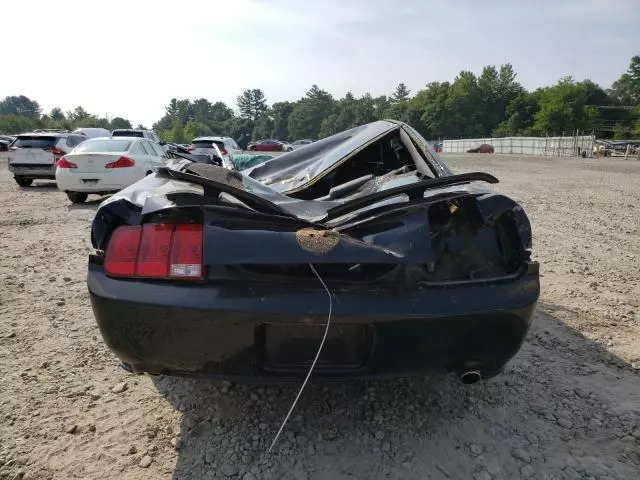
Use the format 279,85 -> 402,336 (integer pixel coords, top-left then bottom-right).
492,92 -> 539,136
0,95 -> 41,118
225,117 -> 254,149
392,83 -> 411,103
252,115 -> 275,140
210,101 -> 234,123
68,106 -> 91,122
237,89 -> 267,120
0,115 -> 41,134
445,71 -> 484,137
110,117 -> 132,130
533,77 -> 602,135
609,55 -> 640,105
409,81 -> 451,138
269,101 -> 294,140
169,120 -> 185,143
49,107 -> 65,121
288,85 -> 335,139
183,120 -> 211,142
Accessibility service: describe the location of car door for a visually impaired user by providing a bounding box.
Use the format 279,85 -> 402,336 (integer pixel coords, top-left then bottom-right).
135,140 -> 156,175
144,140 -> 166,168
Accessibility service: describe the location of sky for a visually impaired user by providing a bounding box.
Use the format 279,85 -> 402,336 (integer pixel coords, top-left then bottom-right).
3,0 -> 639,127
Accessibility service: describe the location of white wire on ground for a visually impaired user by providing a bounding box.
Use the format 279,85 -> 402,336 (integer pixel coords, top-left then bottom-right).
268,263 -> 333,453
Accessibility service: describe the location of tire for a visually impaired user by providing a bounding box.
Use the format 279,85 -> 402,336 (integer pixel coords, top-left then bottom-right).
14,177 -> 33,187
66,192 -> 88,204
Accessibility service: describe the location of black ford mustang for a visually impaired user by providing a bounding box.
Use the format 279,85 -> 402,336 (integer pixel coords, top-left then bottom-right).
88,120 -> 539,383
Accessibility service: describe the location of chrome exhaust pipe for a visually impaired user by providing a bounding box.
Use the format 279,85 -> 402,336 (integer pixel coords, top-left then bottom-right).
460,370 -> 482,385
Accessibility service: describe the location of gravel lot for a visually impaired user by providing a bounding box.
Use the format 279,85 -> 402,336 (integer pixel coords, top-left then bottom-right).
0,154 -> 639,480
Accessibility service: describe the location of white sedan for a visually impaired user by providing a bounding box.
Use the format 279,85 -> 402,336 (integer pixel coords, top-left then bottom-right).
55,137 -> 168,203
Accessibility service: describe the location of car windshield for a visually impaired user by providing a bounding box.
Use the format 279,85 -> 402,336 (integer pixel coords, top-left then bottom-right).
12,136 -> 57,149
112,131 -> 144,138
74,139 -> 131,153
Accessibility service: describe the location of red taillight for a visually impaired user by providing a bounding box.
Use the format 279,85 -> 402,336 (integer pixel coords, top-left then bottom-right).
45,147 -> 65,155
187,147 -> 194,152
57,157 -> 77,169
219,148 -> 228,156
136,224 -> 173,277
104,224 -> 203,280
104,226 -> 141,277
105,156 -> 135,169
170,224 -> 203,278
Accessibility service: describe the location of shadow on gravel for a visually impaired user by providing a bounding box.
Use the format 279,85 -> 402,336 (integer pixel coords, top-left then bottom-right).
65,198 -> 105,211
151,308 -> 640,480
22,181 -> 58,190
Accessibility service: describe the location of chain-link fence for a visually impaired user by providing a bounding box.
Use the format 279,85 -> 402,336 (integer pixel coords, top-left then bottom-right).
442,135 -> 595,157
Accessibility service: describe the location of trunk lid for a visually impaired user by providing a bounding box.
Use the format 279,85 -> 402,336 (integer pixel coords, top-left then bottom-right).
68,152 -> 128,173
9,148 -> 55,165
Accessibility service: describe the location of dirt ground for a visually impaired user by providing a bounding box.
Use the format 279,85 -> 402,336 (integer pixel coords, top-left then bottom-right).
0,154 -> 638,480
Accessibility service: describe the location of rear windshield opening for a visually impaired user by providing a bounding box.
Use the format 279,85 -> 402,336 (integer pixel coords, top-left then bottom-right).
112,131 -> 144,138
192,140 -> 224,149
74,140 -> 131,153
13,136 -> 58,149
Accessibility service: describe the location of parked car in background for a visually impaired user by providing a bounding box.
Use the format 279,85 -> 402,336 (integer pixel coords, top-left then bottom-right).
291,139 -> 313,149
466,143 -> 494,154
247,139 -> 292,152
8,132 -> 87,186
88,120 -> 538,383
432,142 -> 443,153
0,135 -> 16,152
189,136 -> 241,169
56,137 -> 169,203
111,129 -> 164,146
72,127 -> 111,139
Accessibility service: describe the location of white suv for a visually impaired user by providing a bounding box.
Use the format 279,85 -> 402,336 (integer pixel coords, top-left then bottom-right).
8,132 -> 88,186
190,136 -> 242,169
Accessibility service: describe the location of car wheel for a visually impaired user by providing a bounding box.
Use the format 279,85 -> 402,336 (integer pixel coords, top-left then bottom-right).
66,192 -> 88,204
14,176 -> 33,187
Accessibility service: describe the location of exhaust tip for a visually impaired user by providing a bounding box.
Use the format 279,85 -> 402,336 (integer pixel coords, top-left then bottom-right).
460,370 -> 482,385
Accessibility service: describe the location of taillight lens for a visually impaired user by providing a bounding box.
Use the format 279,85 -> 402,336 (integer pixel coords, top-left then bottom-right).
170,224 -> 203,278
136,224 -> 173,277
219,148 -> 228,156
57,157 -> 77,169
104,226 -> 141,276
187,147 -> 194,152
45,147 -> 65,155
104,224 -> 203,280
105,156 -> 135,169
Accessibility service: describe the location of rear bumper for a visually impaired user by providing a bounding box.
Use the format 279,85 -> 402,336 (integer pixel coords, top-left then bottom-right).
56,169 -> 139,193
9,163 -> 55,179
88,262 -> 540,380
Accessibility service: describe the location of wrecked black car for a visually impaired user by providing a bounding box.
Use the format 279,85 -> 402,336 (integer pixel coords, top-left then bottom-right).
88,120 -> 539,383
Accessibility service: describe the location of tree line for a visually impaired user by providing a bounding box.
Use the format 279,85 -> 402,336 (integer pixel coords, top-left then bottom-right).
0,97 -> 137,135
154,55 -> 640,147
2,55 -> 639,147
